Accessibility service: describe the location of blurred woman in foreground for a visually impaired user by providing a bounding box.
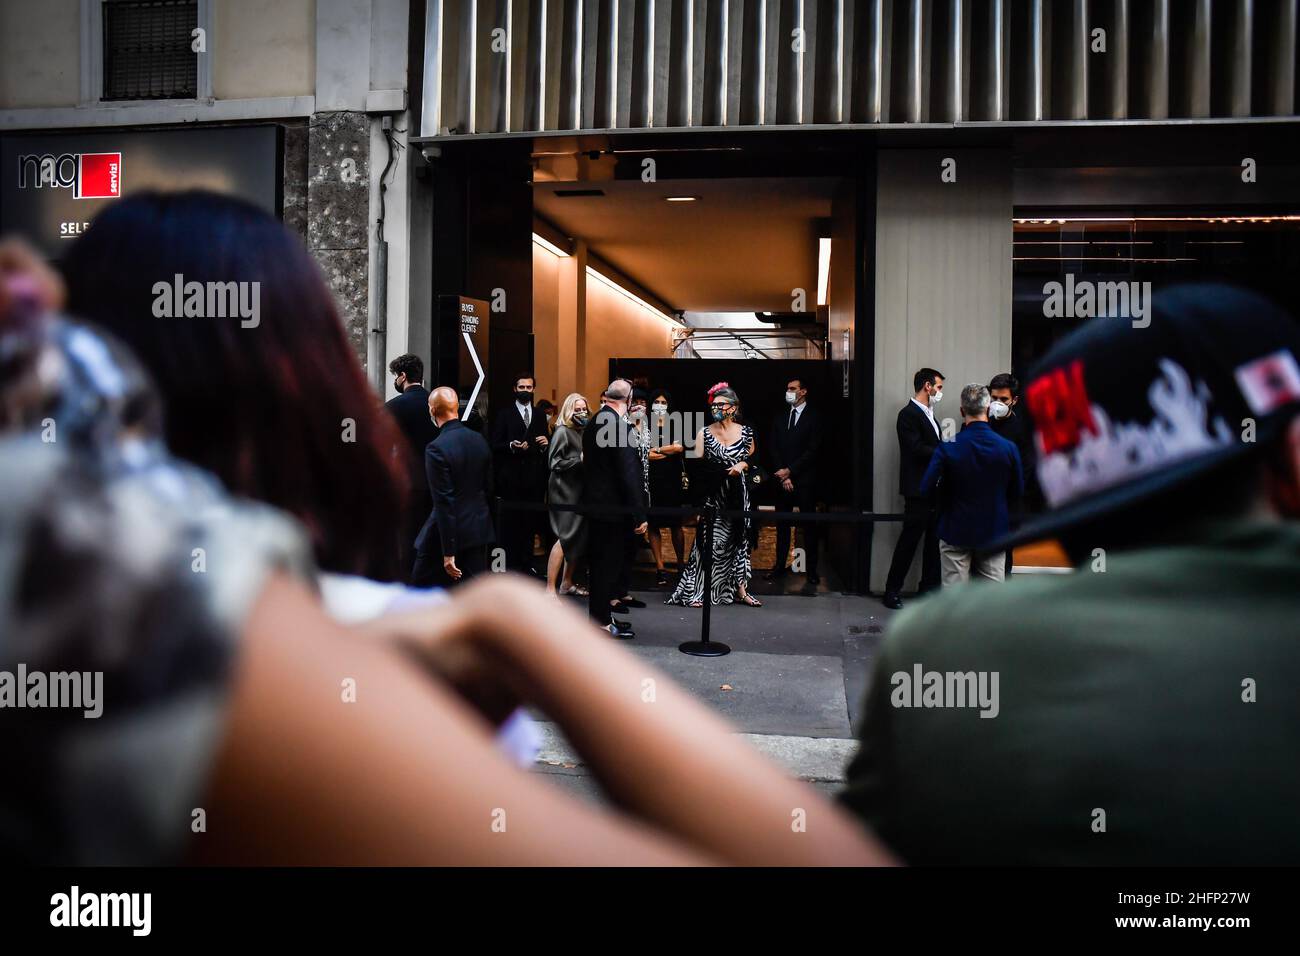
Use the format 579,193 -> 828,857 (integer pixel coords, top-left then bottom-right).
61,192 -> 406,588
0,209 -> 893,865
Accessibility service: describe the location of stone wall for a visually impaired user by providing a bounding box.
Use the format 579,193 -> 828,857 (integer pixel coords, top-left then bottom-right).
302,111 -> 371,370
281,120 -> 309,241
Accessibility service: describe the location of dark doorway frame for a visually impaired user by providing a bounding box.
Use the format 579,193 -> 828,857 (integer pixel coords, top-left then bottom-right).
423,130 -> 878,590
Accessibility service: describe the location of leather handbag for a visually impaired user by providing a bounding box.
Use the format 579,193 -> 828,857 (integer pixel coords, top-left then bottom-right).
744,461 -> 770,491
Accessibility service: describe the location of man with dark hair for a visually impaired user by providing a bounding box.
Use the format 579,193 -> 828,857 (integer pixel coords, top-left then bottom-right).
490,373 -> 550,573
768,377 -> 824,591
386,353 -> 439,581
882,368 -> 944,609
841,285 -> 1300,864
987,371 -> 1017,399
583,379 -> 648,639
987,371 -> 1036,575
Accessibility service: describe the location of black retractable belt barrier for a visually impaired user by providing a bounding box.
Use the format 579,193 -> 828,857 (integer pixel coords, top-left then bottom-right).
677,502 -> 730,657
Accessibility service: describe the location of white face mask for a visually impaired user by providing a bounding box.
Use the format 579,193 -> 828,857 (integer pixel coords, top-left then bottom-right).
785,391 -> 798,404
652,403 -> 668,414
930,389 -> 943,405
988,400 -> 1010,419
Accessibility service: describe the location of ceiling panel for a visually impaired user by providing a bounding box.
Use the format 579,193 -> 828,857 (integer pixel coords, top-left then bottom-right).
533,177 -> 837,313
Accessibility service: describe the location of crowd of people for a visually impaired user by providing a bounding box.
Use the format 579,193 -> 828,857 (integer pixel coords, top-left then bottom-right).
0,191 -> 887,866
383,357 -> 832,637
2,187 -> 1297,865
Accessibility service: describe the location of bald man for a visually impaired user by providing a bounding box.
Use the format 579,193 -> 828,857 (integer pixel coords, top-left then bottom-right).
412,387 -> 496,586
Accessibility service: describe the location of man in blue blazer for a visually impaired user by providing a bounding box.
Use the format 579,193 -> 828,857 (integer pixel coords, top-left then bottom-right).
921,383 -> 1023,585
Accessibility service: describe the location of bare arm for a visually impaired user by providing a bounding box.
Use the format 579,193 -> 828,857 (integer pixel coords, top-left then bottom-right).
389,575 -> 895,866
195,575 -> 710,866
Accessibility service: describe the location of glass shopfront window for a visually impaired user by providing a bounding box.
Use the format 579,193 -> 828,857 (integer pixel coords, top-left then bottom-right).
1012,212 -> 1300,378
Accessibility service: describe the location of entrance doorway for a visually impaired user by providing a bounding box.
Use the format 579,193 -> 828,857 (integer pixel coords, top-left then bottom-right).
425,134 -> 874,592
529,159 -> 866,592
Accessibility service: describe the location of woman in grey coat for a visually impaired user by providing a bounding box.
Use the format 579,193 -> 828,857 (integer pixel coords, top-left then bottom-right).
546,392 -> 591,595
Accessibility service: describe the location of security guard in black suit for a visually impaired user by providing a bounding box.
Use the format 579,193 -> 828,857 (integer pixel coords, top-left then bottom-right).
385,354 -> 440,580
413,387 -> 496,586
882,368 -> 945,609
767,377 -> 824,588
489,373 -> 550,572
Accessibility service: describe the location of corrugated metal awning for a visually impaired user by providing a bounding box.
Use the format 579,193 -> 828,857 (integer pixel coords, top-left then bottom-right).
418,0 -> 1298,140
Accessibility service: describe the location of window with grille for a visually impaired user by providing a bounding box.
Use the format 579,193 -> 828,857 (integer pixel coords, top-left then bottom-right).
102,0 -> 198,101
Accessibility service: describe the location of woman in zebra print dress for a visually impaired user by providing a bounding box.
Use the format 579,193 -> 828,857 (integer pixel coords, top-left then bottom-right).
666,384 -> 762,608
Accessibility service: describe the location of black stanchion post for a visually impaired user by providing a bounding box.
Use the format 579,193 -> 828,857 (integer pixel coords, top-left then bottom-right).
680,502 -> 731,657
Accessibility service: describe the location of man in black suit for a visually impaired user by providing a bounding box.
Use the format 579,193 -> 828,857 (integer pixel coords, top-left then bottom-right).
412,387 -> 495,587
489,373 -> 550,573
987,372 -> 1037,576
882,368 -> 945,609
582,379 -> 648,639
767,377 -> 824,590
385,354 -> 440,581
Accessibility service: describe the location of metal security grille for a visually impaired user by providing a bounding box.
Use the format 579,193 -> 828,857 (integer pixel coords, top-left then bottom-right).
419,0 -> 1299,139
103,0 -> 198,101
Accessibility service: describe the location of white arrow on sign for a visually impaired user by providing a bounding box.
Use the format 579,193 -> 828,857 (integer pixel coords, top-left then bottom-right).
463,330 -> 485,416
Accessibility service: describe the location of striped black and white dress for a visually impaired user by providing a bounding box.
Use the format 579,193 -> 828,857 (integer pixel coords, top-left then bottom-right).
666,425 -> 753,606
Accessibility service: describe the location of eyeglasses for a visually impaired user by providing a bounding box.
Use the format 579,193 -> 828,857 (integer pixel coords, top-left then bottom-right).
709,402 -> 733,409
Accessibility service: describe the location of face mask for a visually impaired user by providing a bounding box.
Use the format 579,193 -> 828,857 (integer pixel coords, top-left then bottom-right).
988,400 -> 1010,419
515,390 -> 532,404
711,409 -> 727,423
393,378 -> 404,395
785,391 -> 797,405
930,390 -> 943,405
652,403 -> 668,414
630,407 -> 646,422
573,414 -> 589,427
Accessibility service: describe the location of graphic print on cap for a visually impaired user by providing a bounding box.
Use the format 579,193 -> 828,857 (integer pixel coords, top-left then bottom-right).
1027,357 -> 1235,509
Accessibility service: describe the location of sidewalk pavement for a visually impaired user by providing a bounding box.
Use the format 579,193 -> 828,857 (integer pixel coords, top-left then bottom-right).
531,590 -> 899,802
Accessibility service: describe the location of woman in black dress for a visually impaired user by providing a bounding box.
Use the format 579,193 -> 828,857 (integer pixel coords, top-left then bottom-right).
647,389 -> 687,586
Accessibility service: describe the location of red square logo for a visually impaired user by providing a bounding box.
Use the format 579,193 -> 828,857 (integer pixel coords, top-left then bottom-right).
76,152 -> 121,199
1236,350 -> 1300,416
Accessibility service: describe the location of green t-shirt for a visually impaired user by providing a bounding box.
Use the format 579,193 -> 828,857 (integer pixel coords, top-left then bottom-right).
840,519 -> 1300,864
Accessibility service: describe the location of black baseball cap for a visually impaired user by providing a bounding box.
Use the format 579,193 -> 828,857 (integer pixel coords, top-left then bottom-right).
989,283 -> 1300,552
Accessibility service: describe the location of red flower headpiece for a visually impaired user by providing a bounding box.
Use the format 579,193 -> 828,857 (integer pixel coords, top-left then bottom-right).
707,381 -> 731,401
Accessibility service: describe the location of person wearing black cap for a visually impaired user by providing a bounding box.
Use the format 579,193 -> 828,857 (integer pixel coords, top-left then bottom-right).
840,284 -> 1300,864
